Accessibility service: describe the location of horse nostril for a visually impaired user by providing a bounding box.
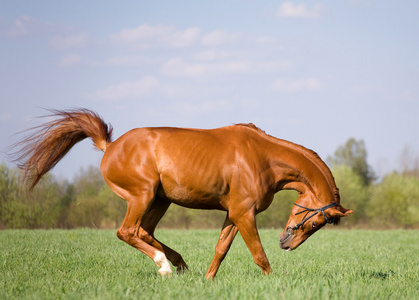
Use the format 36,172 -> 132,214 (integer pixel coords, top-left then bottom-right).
280,229 -> 293,243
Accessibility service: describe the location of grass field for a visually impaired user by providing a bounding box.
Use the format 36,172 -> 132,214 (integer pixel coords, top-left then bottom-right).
1,229 -> 418,300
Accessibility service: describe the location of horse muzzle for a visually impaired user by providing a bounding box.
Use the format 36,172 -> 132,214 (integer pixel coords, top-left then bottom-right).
279,227 -> 294,251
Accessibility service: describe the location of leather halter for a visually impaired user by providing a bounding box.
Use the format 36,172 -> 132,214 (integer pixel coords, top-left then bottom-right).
289,202 -> 338,230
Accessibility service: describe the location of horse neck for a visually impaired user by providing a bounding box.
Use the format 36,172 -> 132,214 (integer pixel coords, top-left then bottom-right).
267,139 -> 337,204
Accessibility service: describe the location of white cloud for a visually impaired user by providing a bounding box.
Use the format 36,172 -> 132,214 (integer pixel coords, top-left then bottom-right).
161,58 -> 206,77
256,36 -> 278,46
161,83 -> 195,98
162,57 -> 250,77
271,78 -> 325,92
253,60 -> 293,73
161,57 -> 292,78
6,15 -> 54,37
7,16 -> 31,37
276,2 -> 322,19
110,24 -> 274,51
171,27 -> 201,48
58,54 -> 151,68
110,24 -> 172,43
181,99 -> 233,114
110,24 -> 200,48
194,50 -> 231,61
144,99 -> 233,119
104,55 -> 148,67
58,54 -> 82,68
50,33 -> 89,49
86,76 -> 159,101
201,30 -> 241,46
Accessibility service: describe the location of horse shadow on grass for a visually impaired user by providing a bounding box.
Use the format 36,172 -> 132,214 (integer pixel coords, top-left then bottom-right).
360,270 -> 396,280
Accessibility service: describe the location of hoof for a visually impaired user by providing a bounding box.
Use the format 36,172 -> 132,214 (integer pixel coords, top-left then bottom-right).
176,264 -> 189,275
158,268 -> 173,277
154,251 -> 173,277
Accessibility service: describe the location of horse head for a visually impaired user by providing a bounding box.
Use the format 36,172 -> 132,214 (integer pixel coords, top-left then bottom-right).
279,184 -> 352,251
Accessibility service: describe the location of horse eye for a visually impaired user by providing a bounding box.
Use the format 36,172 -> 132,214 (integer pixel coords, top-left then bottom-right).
312,221 -> 317,228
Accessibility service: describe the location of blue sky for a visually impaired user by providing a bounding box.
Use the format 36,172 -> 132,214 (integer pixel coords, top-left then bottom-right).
1,0 -> 418,181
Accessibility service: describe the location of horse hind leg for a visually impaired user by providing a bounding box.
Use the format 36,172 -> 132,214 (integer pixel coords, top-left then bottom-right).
115,189 -> 174,276
205,214 -> 238,279
138,196 -> 189,274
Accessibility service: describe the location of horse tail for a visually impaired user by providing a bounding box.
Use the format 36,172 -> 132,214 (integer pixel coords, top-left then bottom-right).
11,108 -> 113,189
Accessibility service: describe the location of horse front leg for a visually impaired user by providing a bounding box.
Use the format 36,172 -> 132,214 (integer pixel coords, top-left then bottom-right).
205,215 -> 238,279
230,210 -> 272,275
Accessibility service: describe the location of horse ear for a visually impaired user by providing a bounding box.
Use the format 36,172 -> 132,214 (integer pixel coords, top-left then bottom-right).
327,205 -> 353,225
330,205 -> 353,218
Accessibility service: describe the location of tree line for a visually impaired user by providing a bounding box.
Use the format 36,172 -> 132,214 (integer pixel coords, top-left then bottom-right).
1,138 -> 418,230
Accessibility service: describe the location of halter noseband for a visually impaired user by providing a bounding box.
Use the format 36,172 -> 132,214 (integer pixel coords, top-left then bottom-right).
289,202 -> 338,230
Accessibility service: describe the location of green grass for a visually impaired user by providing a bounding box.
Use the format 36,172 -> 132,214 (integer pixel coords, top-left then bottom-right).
1,229 -> 418,300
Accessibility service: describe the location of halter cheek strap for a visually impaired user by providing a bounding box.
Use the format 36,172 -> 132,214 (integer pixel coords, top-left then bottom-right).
289,202 -> 339,230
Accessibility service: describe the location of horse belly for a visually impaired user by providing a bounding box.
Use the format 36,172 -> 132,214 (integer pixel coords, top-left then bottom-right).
157,174 -> 227,210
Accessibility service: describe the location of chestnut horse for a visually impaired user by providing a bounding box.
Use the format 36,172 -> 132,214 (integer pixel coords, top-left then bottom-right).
13,109 -> 352,278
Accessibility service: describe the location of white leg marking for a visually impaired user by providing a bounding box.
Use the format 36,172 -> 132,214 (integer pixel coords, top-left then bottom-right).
154,251 -> 173,276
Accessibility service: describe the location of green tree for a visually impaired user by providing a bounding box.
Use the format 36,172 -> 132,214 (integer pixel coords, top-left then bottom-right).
0,164 -> 21,228
98,183 -> 126,228
0,163 -> 61,228
67,194 -> 107,228
159,205 -> 198,229
67,165 -> 123,228
23,174 -> 62,228
73,165 -> 105,196
56,182 -> 77,228
368,173 -> 419,228
398,144 -> 419,179
327,138 -> 375,186
257,190 -> 298,229
331,165 -> 369,226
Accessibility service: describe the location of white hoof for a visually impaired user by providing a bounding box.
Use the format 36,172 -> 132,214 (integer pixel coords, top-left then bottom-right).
158,269 -> 172,277
154,251 -> 173,276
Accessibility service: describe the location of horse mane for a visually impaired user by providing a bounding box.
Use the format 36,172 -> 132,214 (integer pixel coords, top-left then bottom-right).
235,123 -> 265,134
234,123 -> 340,205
